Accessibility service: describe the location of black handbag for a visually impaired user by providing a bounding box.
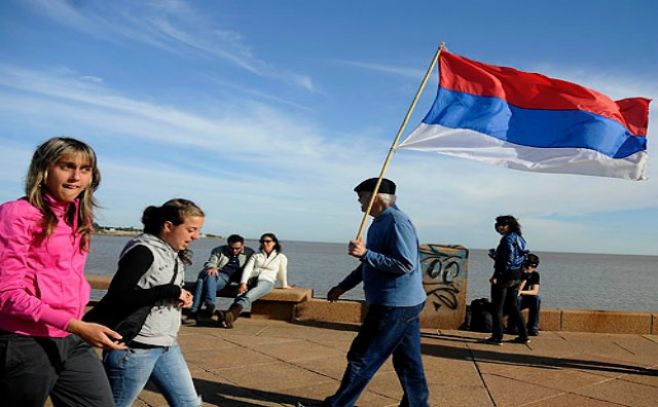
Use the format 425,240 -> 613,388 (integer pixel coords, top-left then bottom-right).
85,259 -> 179,344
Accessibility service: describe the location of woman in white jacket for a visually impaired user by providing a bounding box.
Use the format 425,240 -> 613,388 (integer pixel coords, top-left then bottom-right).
218,233 -> 289,328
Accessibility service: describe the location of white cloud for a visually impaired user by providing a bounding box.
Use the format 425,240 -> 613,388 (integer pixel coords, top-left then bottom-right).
0,61 -> 656,254
334,59 -> 425,79
24,0 -> 314,91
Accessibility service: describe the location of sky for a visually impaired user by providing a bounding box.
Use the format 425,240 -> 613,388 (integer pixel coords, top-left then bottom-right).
0,0 -> 656,255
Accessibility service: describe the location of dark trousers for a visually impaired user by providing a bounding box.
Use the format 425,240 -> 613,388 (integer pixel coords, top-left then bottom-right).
0,332 -> 114,407
519,295 -> 541,333
491,283 -> 528,340
324,303 -> 429,407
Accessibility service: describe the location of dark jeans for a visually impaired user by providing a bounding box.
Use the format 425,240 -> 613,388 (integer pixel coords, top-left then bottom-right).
491,283 -> 527,340
0,332 -> 114,407
324,303 -> 429,407
518,295 -> 541,333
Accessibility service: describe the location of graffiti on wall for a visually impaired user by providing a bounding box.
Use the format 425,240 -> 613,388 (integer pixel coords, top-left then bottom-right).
419,244 -> 469,312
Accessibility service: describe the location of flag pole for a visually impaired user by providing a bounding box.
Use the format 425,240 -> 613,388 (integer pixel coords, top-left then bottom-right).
355,42 -> 446,240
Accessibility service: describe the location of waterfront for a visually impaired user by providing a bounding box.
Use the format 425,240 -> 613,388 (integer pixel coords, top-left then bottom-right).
87,235 -> 658,312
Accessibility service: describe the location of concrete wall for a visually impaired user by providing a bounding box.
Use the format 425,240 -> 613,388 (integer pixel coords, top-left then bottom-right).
85,275 -> 658,334
418,244 -> 469,329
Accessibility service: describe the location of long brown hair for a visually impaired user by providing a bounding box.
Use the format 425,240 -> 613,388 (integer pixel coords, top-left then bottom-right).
25,137 -> 101,250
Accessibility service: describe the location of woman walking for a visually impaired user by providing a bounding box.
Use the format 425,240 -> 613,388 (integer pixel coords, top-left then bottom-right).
86,199 -> 204,406
0,137 -> 122,406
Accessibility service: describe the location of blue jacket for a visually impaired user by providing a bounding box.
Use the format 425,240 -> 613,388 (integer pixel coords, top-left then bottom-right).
494,232 -> 527,279
338,205 -> 426,307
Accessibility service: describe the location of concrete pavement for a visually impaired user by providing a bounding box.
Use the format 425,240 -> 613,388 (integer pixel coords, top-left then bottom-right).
131,318 -> 658,407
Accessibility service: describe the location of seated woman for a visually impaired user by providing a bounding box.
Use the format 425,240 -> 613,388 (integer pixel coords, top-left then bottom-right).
218,233 -> 290,328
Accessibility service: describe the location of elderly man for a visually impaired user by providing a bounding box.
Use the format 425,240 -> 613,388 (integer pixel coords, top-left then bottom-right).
183,234 -> 254,325
301,178 -> 429,407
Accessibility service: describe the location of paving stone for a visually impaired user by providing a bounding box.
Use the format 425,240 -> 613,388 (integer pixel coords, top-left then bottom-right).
573,377 -> 658,407
524,393 -> 626,406
482,373 -> 565,406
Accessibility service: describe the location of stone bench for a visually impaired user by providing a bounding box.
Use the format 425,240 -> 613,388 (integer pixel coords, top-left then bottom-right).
182,280 -> 313,320
86,275 -> 312,321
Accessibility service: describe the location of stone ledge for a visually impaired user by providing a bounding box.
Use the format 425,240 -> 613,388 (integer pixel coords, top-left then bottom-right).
538,308 -> 562,331
561,309 -> 652,334
295,298 -> 366,324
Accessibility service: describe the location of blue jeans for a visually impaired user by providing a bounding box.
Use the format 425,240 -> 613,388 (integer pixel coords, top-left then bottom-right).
103,342 -> 201,407
233,279 -> 274,309
518,295 -> 541,332
190,270 -> 231,313
324,303 -> 429,407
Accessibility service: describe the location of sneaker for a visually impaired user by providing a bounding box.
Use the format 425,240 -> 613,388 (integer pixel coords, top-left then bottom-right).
511,336 -> 530,344
481,337 -> 503,346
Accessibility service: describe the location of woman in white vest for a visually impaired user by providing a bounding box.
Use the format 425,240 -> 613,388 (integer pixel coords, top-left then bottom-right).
218,232 -> 290,328
90,199 -> 204,407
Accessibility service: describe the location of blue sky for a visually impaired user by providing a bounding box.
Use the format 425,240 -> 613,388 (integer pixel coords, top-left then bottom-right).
0,0 -> 656,255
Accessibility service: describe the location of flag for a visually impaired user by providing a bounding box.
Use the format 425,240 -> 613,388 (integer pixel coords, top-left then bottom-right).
398,51 -> 651,180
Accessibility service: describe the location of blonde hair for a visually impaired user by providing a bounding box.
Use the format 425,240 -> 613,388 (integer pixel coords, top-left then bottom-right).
26,137 -> 101,250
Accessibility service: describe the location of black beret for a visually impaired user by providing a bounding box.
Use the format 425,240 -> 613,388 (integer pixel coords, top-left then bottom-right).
354,178 -> 397,194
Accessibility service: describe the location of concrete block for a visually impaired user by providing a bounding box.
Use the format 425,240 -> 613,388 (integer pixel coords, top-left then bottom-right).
561,309 -> 652,334
294,298 -> 365,324
260,287 -> 312,302
419,244 -> 469,329
539,308 -> 562,331
251,301 -> 295,320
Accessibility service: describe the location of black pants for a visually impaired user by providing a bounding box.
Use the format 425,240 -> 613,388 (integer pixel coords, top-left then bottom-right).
491,283 -> 528,341
0,331 -> 114,407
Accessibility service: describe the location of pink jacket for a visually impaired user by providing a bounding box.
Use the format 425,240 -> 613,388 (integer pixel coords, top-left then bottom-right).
0,195 -> 91,337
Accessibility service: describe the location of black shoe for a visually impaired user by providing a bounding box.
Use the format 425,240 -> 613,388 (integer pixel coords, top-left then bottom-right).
181,313 -> 198,326
203,303 -> 216,317
528,330 -> 539,336
511,336 -> 530,344
481,337 -> 503,346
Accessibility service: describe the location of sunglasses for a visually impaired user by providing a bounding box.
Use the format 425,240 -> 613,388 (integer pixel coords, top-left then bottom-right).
260,239 -> 274,243
526,264 -> 538,268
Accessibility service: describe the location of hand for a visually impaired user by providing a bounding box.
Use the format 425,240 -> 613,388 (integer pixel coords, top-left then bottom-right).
348,240 -> 366,259
238,283 -> 248,294
207,267 -> 219,277
67,319 -> 127,350
489,276 -> 497,285
327,286 -> 345,302
179,289 -> 194,308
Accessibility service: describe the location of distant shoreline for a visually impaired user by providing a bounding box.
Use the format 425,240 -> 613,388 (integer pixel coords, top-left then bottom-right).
93,229 -> 223,239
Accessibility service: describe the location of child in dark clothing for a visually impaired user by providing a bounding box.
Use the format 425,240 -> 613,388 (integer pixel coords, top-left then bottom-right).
518,253 -> 541,336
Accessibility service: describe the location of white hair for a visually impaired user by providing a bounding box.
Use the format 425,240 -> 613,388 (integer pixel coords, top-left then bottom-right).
360,192 -> 396,207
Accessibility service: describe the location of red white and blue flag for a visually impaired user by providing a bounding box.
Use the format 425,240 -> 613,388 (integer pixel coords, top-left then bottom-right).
399,51 -> 651,180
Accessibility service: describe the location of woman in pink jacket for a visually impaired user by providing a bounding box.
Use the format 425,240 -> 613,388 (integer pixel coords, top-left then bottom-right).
0,137 -> 124,406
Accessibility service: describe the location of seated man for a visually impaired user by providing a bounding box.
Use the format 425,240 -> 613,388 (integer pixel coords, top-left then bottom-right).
518,253 -> 541,336
183,234 -> 254,325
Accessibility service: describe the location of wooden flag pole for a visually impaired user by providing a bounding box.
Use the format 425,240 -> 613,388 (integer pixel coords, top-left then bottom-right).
355,42 -> 446,241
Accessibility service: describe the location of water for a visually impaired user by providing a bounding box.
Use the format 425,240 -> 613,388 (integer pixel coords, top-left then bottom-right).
87,235 -> 658,312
